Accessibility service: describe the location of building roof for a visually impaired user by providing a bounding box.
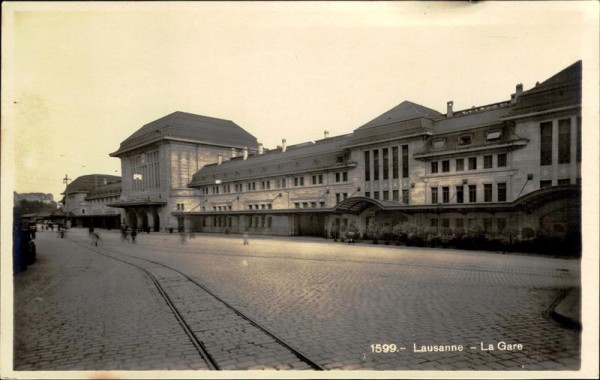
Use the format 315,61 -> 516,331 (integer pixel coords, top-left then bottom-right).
188,134 -> 355,187
85,180 -> 122,201
356,101 -> 442,130
63,174 -> 121,195
111,111 -> 258,156
508,60 -> 582,116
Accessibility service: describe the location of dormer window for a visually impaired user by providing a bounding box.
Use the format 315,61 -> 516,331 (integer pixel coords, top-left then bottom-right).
486,130 -> 502,141
432,139 -> 446,150
458,134 -> 473,146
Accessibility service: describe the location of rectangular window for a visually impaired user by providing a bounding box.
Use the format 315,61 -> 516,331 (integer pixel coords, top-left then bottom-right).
312,175 -> 317,185
497,183 -> 507,202
431,161 -> 439,174
335,193 -> 340,204
540,180 -> 552,188
364,151 -> 371,181
468,157 -> 477,170
540,121 -> 553,166
497,153 -> 507,167
497,218 -> 507,231
431,219 -> 438,228
383,191 -> 389,201
374,191 -> 380,200
373,150 -> 380,180
343,193 -> 348,200
483,218 -> 492,232
311,202 -> 317,208
335,172 -> 340,182
318,174 -> 323,184
455,218 -> 464,228
442,187 -> 449,203
392,190 -> 399,201
302,202 -> 308,209
442,218 -> 450,228
456,158 -> 464,172
402,189 -> 409,205
392,147 -> 399,179
431,187 -> 438,204
558,119 -> 571,164
442,160 -> 450,173
383,148 -> 389,180
458,135 -> 472,146
468,185 -> 477,203
281,178 -> 287,188
319,201 -> 325,208
365,192 -> 370,198
456,186 -> 464,204
484,184 -> 492,202
483,155 -> 493,169
343,171 -> 348,182
402,145 -> 409,178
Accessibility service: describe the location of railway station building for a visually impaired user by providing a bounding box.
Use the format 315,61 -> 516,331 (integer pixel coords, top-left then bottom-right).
181,61 -> 581,250
108,111 -> 258,232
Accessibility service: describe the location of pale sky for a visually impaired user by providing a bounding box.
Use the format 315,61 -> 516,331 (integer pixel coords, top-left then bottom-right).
2,2 -> 598,202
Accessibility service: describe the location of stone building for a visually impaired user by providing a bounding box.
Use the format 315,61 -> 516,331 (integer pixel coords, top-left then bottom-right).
183,61 -> 581,252
61,174 -> 123,229
109,111 -> 258,231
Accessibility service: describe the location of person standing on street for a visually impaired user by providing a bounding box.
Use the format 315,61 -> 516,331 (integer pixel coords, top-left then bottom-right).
131,228 -> 137,244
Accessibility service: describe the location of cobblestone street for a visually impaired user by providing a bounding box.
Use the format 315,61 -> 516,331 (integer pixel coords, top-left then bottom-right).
13,228 -> 581,372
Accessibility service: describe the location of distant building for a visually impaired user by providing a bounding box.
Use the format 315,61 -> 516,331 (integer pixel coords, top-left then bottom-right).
181,61 -> 581,253
61,174 -> 123,229
14,192 -> 54,205
109,111 -> 258,231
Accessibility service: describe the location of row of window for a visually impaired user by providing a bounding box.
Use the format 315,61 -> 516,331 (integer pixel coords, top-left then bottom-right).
365,189 -> 410,204
294,201 -> 326,209
364,145 -> 409,181
431,183 -> 507,204
430,153 -> 507,174
202,171 -> 348,195
201,215 -> 275,229
432,130 -> 502,151
86,196 -> 120,204
540,118 -> 582,166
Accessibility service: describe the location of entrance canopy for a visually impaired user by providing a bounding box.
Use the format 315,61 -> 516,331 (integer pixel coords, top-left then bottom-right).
333,196 -> 397,214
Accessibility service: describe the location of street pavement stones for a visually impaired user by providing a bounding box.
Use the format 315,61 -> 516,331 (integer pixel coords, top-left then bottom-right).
13,231 -> 210,371
15,228 -> 581,372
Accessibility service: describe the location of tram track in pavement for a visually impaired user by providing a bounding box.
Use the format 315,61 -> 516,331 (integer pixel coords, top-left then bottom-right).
70,237 -> 325,371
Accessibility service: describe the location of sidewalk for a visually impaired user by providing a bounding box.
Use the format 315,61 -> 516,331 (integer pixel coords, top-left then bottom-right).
550,288 -> 582,330
12,231 -> 209,371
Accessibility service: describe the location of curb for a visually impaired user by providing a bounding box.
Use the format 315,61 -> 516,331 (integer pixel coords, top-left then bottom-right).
548,288 -> 581,331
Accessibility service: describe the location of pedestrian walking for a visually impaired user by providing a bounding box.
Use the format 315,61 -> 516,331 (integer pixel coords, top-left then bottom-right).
180,229 -> 187,244
243,232 -> 249,245
120,225 -> 128,243
91,232 -> 100,246
131,228 -> 137,244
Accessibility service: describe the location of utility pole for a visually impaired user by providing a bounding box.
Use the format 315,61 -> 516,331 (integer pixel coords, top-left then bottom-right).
63,174 -> 72,227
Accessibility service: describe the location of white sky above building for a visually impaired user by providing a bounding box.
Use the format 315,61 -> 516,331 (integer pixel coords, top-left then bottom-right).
2,2 -> 598,201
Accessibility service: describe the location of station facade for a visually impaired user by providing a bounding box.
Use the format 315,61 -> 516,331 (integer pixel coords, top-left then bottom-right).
182,61 -> 581,247
61,174 -> 124,229
108,111 -> 258,232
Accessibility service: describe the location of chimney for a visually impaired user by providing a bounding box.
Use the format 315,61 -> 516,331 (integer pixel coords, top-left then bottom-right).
324,130 -> 329,139
511,83 -> 524,104
231,147 -> 237,158
258,143 -> 264,155
281,139 -> 287,153
446,101 -> 453,118
243,147 -> 248,160
217,154 -> 222,165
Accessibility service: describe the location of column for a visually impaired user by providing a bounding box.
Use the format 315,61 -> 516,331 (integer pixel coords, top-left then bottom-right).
552,120 -> 559,185
570,116 -> 578,184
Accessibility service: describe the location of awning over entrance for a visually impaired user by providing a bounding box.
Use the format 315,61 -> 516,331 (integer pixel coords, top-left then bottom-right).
333,196 -> 396,214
